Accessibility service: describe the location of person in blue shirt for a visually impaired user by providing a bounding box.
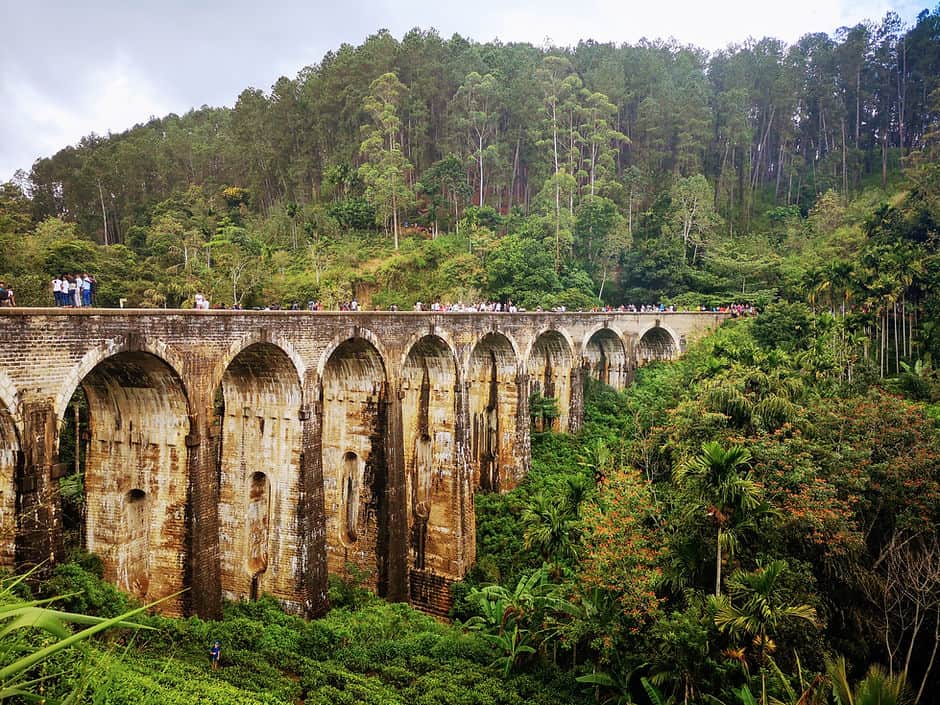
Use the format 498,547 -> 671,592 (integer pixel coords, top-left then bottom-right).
210,641 -> 221,670
81,274 -> 93,307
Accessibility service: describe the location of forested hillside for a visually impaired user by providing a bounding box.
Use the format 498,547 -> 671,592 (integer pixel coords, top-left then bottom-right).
1,10 -> 939,341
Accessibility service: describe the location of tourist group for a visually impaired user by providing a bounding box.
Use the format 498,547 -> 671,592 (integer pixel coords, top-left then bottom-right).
51,274 -> 97,307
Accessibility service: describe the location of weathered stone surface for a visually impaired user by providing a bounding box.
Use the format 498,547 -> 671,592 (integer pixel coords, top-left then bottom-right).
0,309 -> 725,617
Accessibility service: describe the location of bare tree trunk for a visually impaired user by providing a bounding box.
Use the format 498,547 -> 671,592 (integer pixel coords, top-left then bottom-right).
880,308 -> 885,378
894,301 -> 900,374
729,145 -> 735,236
915,617 -> 940,704
902,293 -> 907,362
841,118 -> 848,199
628,184 -> 633,239
509,133 -> 521,212
774,143 -> 785,203
717,138 -> 729,209
478,132 -> 485,207
97,180 -> 110,246
715,530 -> 722,597
882,132 -> 889,190
392,189 -> 399,250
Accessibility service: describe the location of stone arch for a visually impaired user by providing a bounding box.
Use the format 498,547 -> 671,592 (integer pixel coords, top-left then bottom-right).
78,351 -> 191,614
208,331 -> 307,405
54,336 -> 190,423
398,327 -> 460,379
527,330 -> 575,433
216,342 -> 303,608
583,327 -> 629,389
320,337 -> 393,596
316,327 -> 391,381
460,329 -> 522,374
636,324 -> 680,365
467,332 -> 522,492
0,394 -> 19,570
401,335 -> 461,593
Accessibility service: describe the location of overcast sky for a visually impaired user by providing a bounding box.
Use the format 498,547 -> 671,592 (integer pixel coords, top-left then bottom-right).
0,0 -> 927,181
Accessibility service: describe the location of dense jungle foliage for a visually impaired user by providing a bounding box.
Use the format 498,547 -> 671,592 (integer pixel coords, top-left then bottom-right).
2,11 -> 940,705
4,317 -> 940,704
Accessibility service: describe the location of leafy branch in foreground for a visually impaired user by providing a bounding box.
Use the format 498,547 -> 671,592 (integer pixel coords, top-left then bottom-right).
0,568 -> 175,703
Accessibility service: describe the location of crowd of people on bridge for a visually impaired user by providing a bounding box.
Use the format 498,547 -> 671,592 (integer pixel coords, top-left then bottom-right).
0,281 -> 756,315
605,302 -> 756,316
183,296 -> 758,314
51,274 -> 97,307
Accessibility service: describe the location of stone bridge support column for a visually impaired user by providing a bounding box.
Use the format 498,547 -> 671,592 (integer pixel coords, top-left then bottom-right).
384,386 -> 409,603
514,371 -> 531,485
623,335 -> 638,386
185,400 -> 222,620
452,379 -> 475,574
15,403 -> 63,570
568,366 -> 585,434
300,393 -> 328,617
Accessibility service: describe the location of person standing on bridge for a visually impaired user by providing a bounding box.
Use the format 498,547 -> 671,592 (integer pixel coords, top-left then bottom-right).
81,273 -> 93,307
73,274 -> 83,307
65,275 -> 77,307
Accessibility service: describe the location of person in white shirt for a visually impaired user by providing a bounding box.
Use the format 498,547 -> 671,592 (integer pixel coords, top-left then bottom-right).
52,277 -> 62,306
73,275 -> 83,307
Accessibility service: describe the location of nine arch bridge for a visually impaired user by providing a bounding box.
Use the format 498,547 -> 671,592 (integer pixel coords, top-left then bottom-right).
0,309 -> 725,618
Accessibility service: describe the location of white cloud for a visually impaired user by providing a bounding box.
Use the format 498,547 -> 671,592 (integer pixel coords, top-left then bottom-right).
0,55 -> 172,177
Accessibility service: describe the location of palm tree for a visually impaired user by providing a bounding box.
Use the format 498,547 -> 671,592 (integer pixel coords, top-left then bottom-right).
674,442 -> 760,596
826,656 -> 908,705
521,491 -> 579,565
713,561 -> 817,654
802,267 -> 827,314
713,561 -> 818,705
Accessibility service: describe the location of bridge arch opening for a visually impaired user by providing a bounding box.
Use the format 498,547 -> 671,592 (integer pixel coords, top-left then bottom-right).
468,332 -> 520,492
0,400 -> 18,570
584,328 -> 629,389
321,337 -> 393,596
216,342 -> 302,607
66,351 -> 190,612
637,326 -> 678,365
401,336 -> 460,591
527,331 -> 574,433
